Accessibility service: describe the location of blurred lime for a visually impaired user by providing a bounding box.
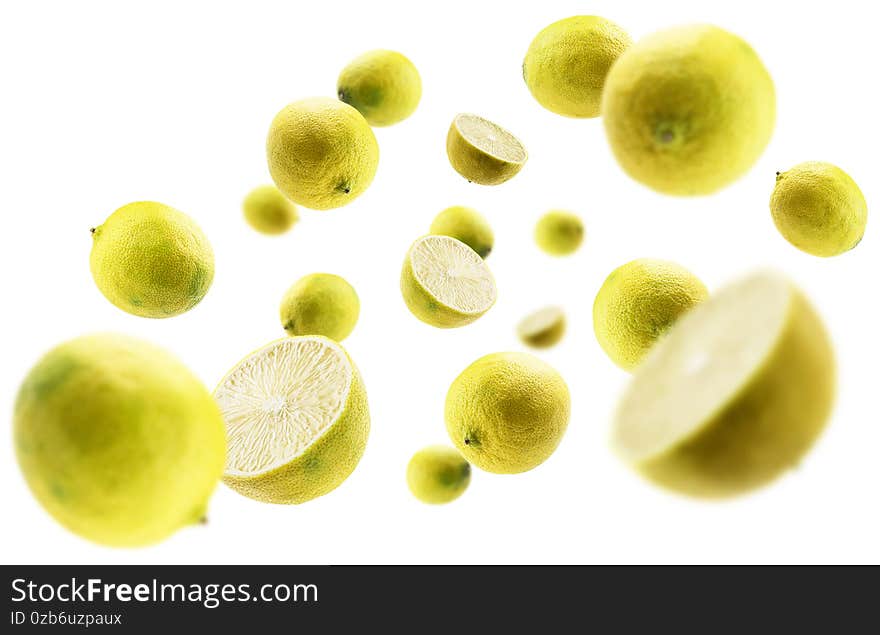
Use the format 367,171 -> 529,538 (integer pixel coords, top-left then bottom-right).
613,272 -> 835,498
14,334 -> 226,546
517,306 -> 566,348
407,446 -> 470,504
535,210 -> 584,256
243,185 -> 298,235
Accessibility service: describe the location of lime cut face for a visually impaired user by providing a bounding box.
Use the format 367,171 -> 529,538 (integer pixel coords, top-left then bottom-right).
517,306 -> 566,348
615,274 -> 788,461
446,114 -> 527,185
454,114 -> 527,164
612,271 -> 835,498
411,235 -> 496,314
216,337 -> 352,476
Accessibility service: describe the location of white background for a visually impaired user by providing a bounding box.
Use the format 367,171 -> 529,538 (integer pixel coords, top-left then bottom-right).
1,0 -> 877,565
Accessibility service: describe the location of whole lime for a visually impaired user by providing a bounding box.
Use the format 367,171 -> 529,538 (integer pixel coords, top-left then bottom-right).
594,259 -> 708,371
429,206 -> 494,258
406,446 -> 470,504
280,273 -> 360,341
267,97 -> 379,210
523,15 -> 632,118
534,210 -> 584,256
770,162 -> 867,257
602,25 -> 775,195
14,334 -> 226,547
338,49 -> 421,126
445,352 -> 570,474
90,201 -> 214,318
243,185 -> 298,235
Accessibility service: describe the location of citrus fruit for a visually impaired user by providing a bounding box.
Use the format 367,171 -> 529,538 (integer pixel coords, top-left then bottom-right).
523,15 -> 632,118
280,273 -> 360,341
770,161 -> 868,257
242,185 -> 298,235
445,352 -> 570,474
517,306 -> 566,348
613,271 -> 835,498
337,49 -> 421,126
429,206 -> 494,258
214,336 -> 370,505
266,97 -> 379,210
594,259 -> 708,371
534,210 -> 584,256
602,25 -> 775,195
446,113 -> 527,185
14,334 -> 226,547
90,201 -> 214,318
406,446 -> 471,504
400,235 -> 497,328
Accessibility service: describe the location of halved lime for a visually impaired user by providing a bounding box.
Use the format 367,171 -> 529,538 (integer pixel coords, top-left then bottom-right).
446,113 -> 527,185
613,272 -> 835,498
215,336 -> 369,504
517,306 -> 566,348
400,235 -> 496,328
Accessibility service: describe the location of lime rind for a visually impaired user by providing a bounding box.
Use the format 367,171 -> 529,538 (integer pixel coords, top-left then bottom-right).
401,235 -> 497,328
446,114 -> 527,185
613,272 -> 835,498
215,336 -> 370,504
217,337 -> 352,476
517,306 -> 566,348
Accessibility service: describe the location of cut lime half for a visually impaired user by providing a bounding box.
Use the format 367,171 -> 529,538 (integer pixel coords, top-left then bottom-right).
613,272 -> 835,498
400,235 -> 497,328
517,306 -> 566,348
215,336 -> 369,504
446,113 -> 527,185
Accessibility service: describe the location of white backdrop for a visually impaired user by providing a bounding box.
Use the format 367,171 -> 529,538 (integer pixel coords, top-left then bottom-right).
1,0 -> 876,565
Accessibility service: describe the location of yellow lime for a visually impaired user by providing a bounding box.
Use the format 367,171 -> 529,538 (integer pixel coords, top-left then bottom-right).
215,336 -> 369,504
407,446 -> 470,504
400,235 -> 496,328
534,210 -> 584,256
338,49 -> 421,126
602,25 -> 775,195
613,272 -> 835,498
445,352 -> 570,474
523,15 -> 632,118
14,334 -> 226,546
770,161 -> 868,257
517,306 -> 566,348
243,185 -> 298,235
90,201 -> 214,318
593,259 -> 708,371
429,206 -> 494,258
267,97 -> 379,210
280,273 -> 359,341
